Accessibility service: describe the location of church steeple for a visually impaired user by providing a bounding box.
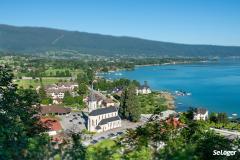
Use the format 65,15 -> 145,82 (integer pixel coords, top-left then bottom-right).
88,84 -> 97,112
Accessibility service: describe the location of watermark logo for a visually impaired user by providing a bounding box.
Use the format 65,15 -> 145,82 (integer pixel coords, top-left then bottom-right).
213,150 -> 237,156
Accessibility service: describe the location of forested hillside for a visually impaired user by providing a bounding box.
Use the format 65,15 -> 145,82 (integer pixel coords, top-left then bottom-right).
1,24 -> 240,57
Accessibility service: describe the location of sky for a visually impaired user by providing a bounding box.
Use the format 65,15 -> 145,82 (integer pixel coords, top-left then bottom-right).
1,0 -> 240,46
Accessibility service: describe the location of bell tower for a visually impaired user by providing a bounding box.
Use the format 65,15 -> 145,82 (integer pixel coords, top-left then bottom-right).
88,85 -> 97,112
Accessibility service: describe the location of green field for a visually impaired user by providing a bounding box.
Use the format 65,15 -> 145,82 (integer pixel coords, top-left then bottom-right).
14,77 -> 69,88
44,68 -> 83,77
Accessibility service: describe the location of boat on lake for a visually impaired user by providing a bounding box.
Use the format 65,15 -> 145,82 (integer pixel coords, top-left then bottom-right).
115,73 -> 123,76
175,90 -> 192,96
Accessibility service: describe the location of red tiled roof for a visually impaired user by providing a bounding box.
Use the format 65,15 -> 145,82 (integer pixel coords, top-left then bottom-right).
41,118 -> 62,131
166,118 -> 184,128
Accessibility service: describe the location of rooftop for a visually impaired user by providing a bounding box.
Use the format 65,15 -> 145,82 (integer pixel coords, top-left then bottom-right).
139,81 -> 150,90
195,108 -> 208,115
41,118 -> 62,131
89,106 -> 118,116
98,116 -> 121,125
40,105 -> 71,115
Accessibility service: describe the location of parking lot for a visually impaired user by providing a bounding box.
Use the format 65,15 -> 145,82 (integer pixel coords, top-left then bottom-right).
83,120 -> 143,145
59,112 -> 87,133
59,112 -> 144,146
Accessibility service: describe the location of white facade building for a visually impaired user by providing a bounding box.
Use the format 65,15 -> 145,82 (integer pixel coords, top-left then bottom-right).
193,108 -> 208,120
136,81 -> 151,95
87,90 -> 121,133
40,83 -> 78,104
88,106 -> 121,133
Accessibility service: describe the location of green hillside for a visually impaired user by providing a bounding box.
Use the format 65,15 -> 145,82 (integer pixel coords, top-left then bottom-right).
0,24 -> 240,57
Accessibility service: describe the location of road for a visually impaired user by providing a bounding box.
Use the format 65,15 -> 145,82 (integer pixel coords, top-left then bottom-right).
210,128 -> 240,139
82,120 -> 143,146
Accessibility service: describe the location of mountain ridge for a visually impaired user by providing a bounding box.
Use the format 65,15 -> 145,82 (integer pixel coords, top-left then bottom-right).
0,24 -> 240,57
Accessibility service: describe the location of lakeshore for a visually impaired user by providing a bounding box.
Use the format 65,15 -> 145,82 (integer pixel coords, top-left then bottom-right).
101,59 -> 240,116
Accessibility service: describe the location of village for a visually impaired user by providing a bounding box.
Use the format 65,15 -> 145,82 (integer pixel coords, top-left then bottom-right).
37,80 -> 212,146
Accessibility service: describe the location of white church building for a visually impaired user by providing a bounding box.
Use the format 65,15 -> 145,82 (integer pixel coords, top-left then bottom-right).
87,90 -> 121,133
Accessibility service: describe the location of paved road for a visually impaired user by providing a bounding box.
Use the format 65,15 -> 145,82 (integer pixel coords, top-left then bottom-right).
210,128 -> 240,139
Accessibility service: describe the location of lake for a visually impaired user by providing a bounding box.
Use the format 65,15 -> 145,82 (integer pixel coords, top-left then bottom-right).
101,59 -> 240,116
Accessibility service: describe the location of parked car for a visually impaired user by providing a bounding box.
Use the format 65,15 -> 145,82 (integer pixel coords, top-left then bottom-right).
98,136 -> 105,140
91,140 -> 98,144
108,133 -> 115,137
78,122 -> 82,124
117,131 -> 124,135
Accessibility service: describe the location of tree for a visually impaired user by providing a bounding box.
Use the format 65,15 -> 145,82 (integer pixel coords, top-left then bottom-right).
39,86 -> 46,99
119,83 -> 141,122
86,68 -> 94,84
74,96 -> 84,108
185,107 -> 196,121
78,83 -> 87,96
63,91 -> 75,105
63,134 -> 86,160
77,73 -> 89,84
209,112 -> 218,123
119,86 -> 128,118
124,147 -> 152,160
195,132 -> 235,160
41,97 -> 53,105
217,112 -> 228,124
86,139 -> 121,160
0,65 -> 51,159
126,84 -> 141,122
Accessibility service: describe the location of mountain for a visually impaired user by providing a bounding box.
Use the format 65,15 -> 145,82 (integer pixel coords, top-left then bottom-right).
0,24 -> 240,57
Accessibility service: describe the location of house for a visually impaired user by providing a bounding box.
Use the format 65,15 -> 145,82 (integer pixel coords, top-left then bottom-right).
87,90 -> 121,133
136,81 -> 151,95
41,118 -> 62,136
40,105 -> 71,116
193,108 -> 208,120
41,82 -> 78,104
102,98 -> 115,107
52,98 -> 63,104
87,87 -> 116,110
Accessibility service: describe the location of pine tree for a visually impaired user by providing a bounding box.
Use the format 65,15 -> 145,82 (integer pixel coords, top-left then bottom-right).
119,83 -> 141,122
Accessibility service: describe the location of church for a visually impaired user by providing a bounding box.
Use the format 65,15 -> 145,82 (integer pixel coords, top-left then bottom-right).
87,89 -> 121,133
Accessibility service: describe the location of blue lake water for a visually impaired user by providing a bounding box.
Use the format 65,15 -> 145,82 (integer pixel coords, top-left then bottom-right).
101,60 -> 240,116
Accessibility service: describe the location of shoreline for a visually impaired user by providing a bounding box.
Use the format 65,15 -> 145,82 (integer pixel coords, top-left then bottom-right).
158,91 -> 176,110
97,60 -> 211,74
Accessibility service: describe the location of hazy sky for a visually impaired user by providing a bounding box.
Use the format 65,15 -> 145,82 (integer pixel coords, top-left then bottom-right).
1,0 -> 240,46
